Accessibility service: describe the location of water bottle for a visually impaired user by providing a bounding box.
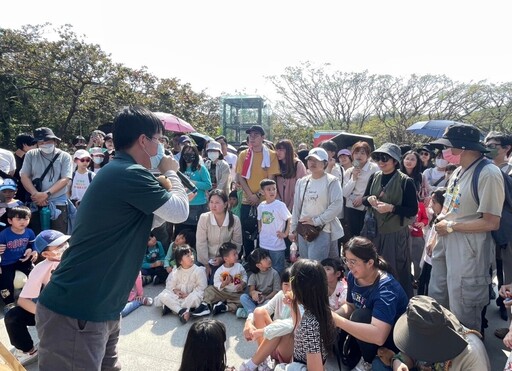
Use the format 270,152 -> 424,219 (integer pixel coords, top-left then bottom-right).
40,206 -> 51,231
290,242 -> 298,263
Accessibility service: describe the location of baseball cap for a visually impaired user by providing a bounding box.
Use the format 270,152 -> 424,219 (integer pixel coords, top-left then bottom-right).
245,125 -> 265,136
337,149 -> 351,157
73,149 -> 91,160
179,135 -> 192,145
0,179 -> 17,191
32,230 -> 71,253
306,148 -> 329,162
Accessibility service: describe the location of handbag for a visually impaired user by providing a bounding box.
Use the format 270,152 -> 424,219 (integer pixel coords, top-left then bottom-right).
296,178 -> 324,242
32,153 -> 60,192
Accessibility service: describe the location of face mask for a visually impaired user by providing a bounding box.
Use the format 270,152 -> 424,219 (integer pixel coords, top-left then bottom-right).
93,157 -> 103,165
485,147 -> 499,159
207,152 -> 220,162
182,153 -> 196,163
51,243 -> 69,260
435,158 -> 449,168
39,144 -> 55,154
150,143 -> 165,169
442,148 -> 462,165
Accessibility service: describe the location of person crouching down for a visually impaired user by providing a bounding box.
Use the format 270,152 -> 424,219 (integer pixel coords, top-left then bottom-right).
154,245 -> 207,324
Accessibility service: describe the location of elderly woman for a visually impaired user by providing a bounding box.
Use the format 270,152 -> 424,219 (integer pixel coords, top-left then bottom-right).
290,148 -> 344,262
362,143 -> 418,298
333,237 -> 409,370
196,190 -> 242,281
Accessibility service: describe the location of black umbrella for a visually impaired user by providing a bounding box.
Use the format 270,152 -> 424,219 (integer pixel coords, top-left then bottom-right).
331,132 -> 375,151
189,132 -> 214,152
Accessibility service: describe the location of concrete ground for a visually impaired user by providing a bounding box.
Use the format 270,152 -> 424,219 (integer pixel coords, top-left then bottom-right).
0,283 -> 508,370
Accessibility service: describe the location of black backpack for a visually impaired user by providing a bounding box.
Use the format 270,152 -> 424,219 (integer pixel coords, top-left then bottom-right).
471,158 -> 512,246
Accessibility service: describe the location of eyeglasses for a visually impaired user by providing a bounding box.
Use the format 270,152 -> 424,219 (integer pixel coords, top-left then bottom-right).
371,153 -> 391,162
419,151 -> 430,156
145,136 -> 161,143
341,256 -> 360,266
77,158 -> 91,163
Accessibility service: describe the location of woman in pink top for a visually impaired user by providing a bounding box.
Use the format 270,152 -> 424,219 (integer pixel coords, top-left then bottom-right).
275,140 -> 307,212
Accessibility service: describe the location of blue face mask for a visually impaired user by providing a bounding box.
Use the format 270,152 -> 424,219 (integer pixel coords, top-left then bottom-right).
150,143 -> 165,169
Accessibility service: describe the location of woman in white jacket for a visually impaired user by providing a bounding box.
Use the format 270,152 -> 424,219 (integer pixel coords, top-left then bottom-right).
196,190 -> 242,281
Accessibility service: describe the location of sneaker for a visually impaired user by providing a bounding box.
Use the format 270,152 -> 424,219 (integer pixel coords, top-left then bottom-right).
495,327 -> 509,339
162,305 -> 172,316
12,347 -> 38,366
191,302 -> 211,317
212,301 -> 228,315
258,356 -> 274,371
141,275 -> 153,286
3,303 -> 15,315
178,308 -> 190,324
239,360 -> 255,371
236,307 -> 248,319
153,276 -> 162,285
352,356 -> 372,371
136,296 -> 153,306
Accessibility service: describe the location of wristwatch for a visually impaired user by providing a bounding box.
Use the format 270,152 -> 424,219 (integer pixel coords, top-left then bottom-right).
446,221 -> 454,233
46,191 -> 52,197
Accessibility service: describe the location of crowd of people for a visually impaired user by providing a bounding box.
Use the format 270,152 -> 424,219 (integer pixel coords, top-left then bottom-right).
0,109 -> 510,370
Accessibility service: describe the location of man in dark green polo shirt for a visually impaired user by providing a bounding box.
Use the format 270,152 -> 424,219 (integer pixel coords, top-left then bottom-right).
35,106 -> 189,370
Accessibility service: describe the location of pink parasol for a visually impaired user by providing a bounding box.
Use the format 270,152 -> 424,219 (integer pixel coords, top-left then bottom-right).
153,112 -> 195,133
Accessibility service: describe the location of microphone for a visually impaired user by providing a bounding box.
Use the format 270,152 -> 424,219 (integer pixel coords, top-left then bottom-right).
176,171 -> 198,193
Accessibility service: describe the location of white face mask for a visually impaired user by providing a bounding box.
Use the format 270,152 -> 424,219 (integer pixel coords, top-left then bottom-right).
93,157 -> 103,165
39,144 -> 55,154
435,158 -> 449,168
207,152 -> 220,162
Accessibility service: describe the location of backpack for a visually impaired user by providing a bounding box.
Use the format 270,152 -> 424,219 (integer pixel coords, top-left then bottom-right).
72,170 -> 93,185
471,158 -> 512,246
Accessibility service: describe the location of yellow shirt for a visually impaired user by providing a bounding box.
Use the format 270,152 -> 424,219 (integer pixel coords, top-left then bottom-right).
236,149 -> 280,204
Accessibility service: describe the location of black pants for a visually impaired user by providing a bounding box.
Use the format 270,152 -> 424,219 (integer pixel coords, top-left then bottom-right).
5,306 -> 35,352
240,204 -> 259,259
0,260 -> 32,305
344,208 -> 366,237
417,262 -> 432,295
141,266 -> 168,283
339,308 -> 398,363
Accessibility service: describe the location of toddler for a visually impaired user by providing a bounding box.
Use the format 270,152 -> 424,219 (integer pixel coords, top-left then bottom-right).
164,229 -> 196,274
141,233 -> 167,285
155,245 -> 207,323
321,257 -> 348,311
121,272 -> 153,317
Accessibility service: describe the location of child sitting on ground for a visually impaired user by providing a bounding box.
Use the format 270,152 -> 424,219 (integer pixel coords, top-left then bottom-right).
239,248 -> 281,319
241,268 -> 298,370
194,242 -> 247,316
4,229 -> 70,366
321,257 -> 348,311
0,206 -> 37,313
155,245 -> 207,323
121,272 -> 153,317
164,229 -> 196,276
257,179 -> 291,275
179,319 -> 235,371
141,233 -> 168,285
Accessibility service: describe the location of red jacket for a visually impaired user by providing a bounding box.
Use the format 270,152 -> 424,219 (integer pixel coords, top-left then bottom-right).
411,201 -> 428,237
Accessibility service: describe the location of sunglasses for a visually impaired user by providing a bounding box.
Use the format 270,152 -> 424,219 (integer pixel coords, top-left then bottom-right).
419,151 -> 430,156
76,158 -> 91,163
371,153 -> 392,162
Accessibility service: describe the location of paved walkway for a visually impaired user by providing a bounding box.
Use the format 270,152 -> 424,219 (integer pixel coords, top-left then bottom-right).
0,284 -> 509,370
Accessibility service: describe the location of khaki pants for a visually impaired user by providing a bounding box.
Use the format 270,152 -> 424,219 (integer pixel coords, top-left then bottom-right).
203,286 -> 242,312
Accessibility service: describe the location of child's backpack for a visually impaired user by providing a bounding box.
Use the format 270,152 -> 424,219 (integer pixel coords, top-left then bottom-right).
472,158 -> 512,246
72,170 -> 93,184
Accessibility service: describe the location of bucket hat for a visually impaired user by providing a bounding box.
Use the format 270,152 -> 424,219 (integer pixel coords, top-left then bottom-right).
372,143 -> 401,162
34,127 -> 60,142
430,123 -> 488,152
393,295 -> 468,363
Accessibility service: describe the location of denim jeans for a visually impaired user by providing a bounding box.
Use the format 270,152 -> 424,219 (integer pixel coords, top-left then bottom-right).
261,249 -> 285,275
121,300 -> 142,317
240,293 -> 258,314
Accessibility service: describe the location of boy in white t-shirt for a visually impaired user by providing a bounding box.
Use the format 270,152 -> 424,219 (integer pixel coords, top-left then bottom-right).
69,149 -> 95,207
4,229 -> 70,366
257,179 -> 291,274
